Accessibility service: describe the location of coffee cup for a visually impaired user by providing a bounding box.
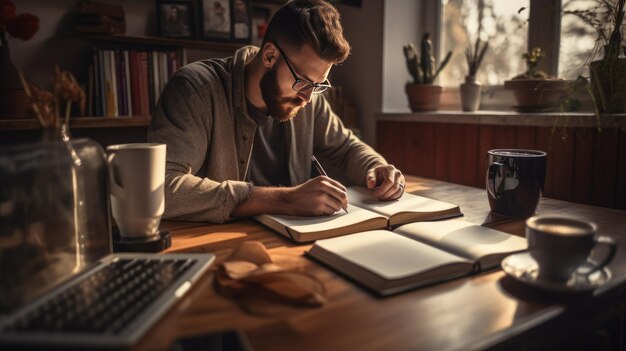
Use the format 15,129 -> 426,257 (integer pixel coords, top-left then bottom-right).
526,215 -> 616,283
106,143 -> 166,238
486,149 -> 547,217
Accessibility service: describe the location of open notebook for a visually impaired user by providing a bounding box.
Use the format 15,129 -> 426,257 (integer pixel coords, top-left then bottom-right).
255,186 -> 462,242
307,219 -> 527,296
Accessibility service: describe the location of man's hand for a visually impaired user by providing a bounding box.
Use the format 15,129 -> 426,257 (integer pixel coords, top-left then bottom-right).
231,176 -> 348,218
366,165 -> 405,200
283,176 -> 349,216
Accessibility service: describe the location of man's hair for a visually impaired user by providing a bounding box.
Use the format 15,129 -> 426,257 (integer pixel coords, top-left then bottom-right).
262,0 -> 351,64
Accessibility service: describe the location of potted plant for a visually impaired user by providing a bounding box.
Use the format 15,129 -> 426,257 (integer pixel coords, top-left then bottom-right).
504,47 -> 569,112
460,38 -> 488,111
586,0 -> 626,113
403,33 -> 452,112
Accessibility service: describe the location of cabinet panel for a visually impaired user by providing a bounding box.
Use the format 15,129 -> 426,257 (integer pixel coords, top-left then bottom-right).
618,129 -> 626,210
536,127 -> 575,201
573,128 -> 594,204
448,124 -> 479,187
376,120 -> 624,210
434,124 -> 449,181
590,129 -> 620,208
405,123 -> 435,178
376,122 -> 402,166
515,126 -> 537,150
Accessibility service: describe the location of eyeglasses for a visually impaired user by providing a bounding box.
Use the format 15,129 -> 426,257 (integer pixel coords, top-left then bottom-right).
273,42 -> 332,95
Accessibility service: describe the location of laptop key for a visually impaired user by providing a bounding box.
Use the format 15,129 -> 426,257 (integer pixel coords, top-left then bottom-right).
2,258 -> 199,335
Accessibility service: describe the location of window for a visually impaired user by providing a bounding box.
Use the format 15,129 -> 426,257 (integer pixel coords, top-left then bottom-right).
440,0 -> 529,86
559,0 -> 608,79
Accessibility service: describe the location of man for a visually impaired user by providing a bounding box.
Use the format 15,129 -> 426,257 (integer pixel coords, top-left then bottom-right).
148,0 -> 405,223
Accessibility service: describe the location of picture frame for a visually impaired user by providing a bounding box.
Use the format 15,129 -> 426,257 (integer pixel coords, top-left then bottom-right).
200,0 -> 231,40
157,1 -> 196,38
231,0 -> 252,43
251,5 -> 270,47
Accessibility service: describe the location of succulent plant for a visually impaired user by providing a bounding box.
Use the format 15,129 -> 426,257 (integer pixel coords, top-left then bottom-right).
403,33 -> 452,84
465,38 -> 488,78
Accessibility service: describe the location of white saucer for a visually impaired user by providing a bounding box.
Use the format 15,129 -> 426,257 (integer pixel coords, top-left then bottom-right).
501,252 -> 611,293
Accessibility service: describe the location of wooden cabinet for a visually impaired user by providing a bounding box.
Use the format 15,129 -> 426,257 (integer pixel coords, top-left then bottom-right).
377,117 -> 626,210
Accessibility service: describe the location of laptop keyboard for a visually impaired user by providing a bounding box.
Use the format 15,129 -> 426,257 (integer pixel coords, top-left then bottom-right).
2,258 -> 195,335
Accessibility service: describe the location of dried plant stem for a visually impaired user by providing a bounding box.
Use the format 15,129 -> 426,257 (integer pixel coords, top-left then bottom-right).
18,69 -> 46,127
65,101 -> 71,126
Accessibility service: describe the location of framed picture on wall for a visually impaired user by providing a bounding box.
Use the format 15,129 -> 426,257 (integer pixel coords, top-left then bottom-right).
231,0 -> 252,42
200,0 -> 231,40
251,5 -> 270,47
157,1 -> 196,38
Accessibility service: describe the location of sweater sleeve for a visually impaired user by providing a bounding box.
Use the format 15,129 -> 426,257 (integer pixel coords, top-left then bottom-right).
147,75 -> 252,223
312,94 -> 388,186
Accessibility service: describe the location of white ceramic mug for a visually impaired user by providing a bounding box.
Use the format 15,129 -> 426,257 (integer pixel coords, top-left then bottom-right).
526,215 -> 616,282
106,143 -> 166,238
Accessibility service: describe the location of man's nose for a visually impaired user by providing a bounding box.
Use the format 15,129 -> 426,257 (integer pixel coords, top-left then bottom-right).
297,89 -> 314,103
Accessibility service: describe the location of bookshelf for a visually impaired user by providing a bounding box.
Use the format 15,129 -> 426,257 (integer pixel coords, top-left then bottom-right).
0,116 -> 151,131
69,33 -> 245,52
0,34 -> 244,131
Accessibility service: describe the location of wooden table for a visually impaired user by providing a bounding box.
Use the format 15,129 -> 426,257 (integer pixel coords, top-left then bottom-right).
135,176 -> 626,351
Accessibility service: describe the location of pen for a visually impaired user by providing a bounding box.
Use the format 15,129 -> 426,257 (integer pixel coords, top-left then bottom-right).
311,155 -> 349,214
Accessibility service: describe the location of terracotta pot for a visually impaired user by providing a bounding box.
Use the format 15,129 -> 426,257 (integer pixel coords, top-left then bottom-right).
405,84 -> 442,112
504,79 -> 569,112
0,44 -> 27,118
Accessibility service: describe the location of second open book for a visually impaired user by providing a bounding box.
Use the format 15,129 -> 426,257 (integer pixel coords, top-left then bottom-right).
308,220 -> 527,295
255,186 -> 463,242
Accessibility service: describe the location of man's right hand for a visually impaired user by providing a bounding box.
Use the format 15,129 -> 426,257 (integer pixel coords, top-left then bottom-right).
283,176 -> 348,216
231,176 -> 348,218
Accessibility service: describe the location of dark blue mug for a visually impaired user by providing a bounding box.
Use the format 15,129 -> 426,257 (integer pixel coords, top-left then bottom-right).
487,149 -> 547,217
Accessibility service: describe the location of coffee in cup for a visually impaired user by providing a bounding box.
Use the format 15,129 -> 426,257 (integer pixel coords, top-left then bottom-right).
106,143 -> 166,238
486,149 -> 547,217
526,215 -> 616,283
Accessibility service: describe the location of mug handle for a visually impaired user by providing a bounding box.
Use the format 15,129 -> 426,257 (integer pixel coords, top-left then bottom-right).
107,153 -> 125,199
585,236 -> 617,276
487,162 -> 506,200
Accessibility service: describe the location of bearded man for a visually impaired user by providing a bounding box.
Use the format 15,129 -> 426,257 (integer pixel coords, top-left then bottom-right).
148,0 -> 405,223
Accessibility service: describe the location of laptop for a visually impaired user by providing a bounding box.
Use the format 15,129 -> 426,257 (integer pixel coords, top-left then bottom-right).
0,140 -> 215,349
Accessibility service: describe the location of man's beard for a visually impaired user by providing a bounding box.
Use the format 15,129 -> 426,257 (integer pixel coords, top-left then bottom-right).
260,65 -> 305,122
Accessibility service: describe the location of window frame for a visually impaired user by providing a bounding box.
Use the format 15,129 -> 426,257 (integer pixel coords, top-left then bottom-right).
433,0 -> 569,110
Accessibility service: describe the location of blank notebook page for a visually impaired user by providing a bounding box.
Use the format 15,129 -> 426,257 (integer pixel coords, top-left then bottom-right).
313,230 -> 468,280
346,187 -> 458,217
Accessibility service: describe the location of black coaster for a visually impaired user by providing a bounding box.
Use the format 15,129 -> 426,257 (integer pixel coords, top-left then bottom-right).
112,227 -> 171,253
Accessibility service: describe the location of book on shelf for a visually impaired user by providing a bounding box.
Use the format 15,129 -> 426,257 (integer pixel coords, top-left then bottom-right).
77,1 -> 125,21
115,49 -> 126,116
74,23 -> 125,35
75,13 -> 126,28
88,47 -> 183,118
109,50 -> 119,117
307,219 -> 527,296
254,186 -> 462,243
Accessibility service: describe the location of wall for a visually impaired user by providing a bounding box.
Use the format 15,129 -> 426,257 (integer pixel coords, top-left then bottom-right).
10,0 -> 229,89
382,0 -> 421,113
333,0 -> 384,146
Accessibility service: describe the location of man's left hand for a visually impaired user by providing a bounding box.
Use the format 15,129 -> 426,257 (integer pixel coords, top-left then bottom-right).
365,165 -> 405,201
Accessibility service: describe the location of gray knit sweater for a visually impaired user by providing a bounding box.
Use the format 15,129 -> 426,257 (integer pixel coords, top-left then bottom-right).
147,46 -> 387,223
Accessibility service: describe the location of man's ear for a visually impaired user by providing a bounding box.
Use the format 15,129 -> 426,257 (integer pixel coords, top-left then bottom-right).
261,42 -> 277,68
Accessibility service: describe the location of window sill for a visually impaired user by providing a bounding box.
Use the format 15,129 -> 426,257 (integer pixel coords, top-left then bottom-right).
376,110 -> 626,129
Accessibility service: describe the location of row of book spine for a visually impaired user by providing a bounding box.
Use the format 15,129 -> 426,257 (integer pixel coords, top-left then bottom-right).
88,48 -> 185,118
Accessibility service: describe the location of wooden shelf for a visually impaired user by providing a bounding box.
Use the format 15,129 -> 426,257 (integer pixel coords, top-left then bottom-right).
0,116 -> 151,130
68,33 -> 245,52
